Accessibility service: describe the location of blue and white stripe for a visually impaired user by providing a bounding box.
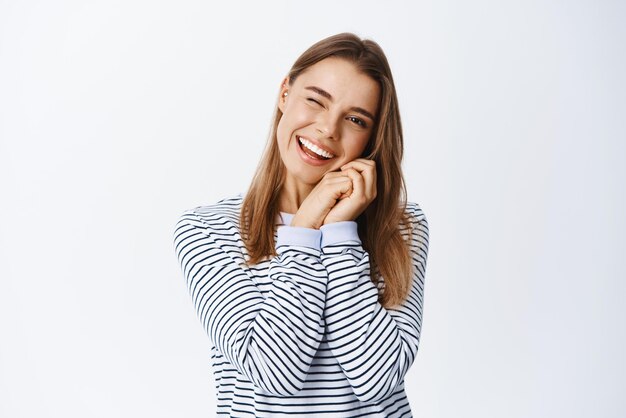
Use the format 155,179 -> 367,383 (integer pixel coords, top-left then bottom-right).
173,194 -> 429,417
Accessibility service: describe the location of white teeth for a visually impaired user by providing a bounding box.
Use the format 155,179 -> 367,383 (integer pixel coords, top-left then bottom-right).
298,137 -> 335,159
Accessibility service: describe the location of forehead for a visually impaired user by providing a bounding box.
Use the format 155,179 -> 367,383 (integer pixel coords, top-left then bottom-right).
293,57 -> 380,115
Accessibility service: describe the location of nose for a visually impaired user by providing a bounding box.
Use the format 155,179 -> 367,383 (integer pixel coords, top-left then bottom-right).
316,112 -> 340,140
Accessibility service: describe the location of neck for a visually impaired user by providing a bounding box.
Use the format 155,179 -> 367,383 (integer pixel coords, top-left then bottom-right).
279,174 -> 315,214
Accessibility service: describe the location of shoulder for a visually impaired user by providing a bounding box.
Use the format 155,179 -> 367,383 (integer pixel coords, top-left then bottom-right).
173,193 -> 244,241
401,201 -> 430,246
405,201 -> 427,224
176,193 -> 244,229
403,201 -> 428,233
173,193 -> 248,265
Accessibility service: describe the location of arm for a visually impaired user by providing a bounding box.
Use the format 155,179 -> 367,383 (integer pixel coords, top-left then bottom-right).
173,209 -> 327,396
319,202 -> 430,403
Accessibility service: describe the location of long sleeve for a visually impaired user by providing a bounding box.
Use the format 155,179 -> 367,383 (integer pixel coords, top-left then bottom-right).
319,202 -> 429,403
173,209 -> 328,396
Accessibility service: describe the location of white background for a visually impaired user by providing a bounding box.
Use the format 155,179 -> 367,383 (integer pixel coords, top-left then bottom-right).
1,1 -> 624,417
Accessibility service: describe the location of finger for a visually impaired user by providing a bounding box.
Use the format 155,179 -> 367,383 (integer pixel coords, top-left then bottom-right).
341,167 -> 364,199
340,159 -> 376,179
322,176 -> 353,198
341,160 -> 376,198
321,173 -> 352,186
321,171 -> 353,192
322,170 -> 348,179
311,171 -> 348,194
340,158 -> 375,171
335,177 -> 353,199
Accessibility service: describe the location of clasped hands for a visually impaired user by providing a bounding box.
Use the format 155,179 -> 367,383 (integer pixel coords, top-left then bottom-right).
290,158 -> 377,230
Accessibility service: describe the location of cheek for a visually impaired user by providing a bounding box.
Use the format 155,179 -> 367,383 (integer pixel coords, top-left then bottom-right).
277,104 -> 314,142
276,116 -> 286,144
275,119 -> 291,167
276,111 -> 294,145
344,135 -> 371,159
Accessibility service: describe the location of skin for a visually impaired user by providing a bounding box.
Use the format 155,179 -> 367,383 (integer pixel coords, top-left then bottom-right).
276,57 -> 380,229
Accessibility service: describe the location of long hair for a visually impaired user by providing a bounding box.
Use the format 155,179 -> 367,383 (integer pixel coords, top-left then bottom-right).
240,32 -> 413,308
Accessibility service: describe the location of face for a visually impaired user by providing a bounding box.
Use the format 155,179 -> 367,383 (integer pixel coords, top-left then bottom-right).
276,57 -> 380,187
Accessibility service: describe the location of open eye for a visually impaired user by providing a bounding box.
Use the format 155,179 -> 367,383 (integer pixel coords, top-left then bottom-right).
348,116 -> 367,128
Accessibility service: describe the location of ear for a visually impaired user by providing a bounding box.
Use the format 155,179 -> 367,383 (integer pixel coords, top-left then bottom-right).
277,76 -> 290,113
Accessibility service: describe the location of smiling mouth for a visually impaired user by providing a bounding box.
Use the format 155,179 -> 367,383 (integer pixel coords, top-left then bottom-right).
297,136 -> 335,160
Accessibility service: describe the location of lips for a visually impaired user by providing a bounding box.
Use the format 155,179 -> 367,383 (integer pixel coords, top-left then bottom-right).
297,136 -> 336,159
295,135 -> 336,166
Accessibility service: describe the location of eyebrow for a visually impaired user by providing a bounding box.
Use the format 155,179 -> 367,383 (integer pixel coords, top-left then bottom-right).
304,85 -> 376,122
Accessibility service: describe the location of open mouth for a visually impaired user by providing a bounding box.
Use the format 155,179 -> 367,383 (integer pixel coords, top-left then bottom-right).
297,136 -> 335,160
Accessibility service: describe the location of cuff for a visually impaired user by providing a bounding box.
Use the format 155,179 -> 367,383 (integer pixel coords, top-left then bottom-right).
320,221 -> 361,247
276,226 -> 322,251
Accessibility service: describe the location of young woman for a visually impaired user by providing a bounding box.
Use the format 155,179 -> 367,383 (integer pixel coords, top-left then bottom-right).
174,33 -> 430,417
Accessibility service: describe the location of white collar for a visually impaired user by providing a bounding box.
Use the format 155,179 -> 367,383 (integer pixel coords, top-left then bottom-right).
278,212 -> 294,226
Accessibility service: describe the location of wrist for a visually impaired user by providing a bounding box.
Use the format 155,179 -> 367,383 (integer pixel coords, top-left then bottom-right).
290,215 -> 321,230
322,215 -> 355,225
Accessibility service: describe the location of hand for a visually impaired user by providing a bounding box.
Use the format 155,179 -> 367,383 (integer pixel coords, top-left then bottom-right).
323,159 -> 377,225
290,171 -> 354,229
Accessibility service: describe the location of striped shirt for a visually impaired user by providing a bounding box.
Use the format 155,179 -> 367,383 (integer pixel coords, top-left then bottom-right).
173,194 -> 429,417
